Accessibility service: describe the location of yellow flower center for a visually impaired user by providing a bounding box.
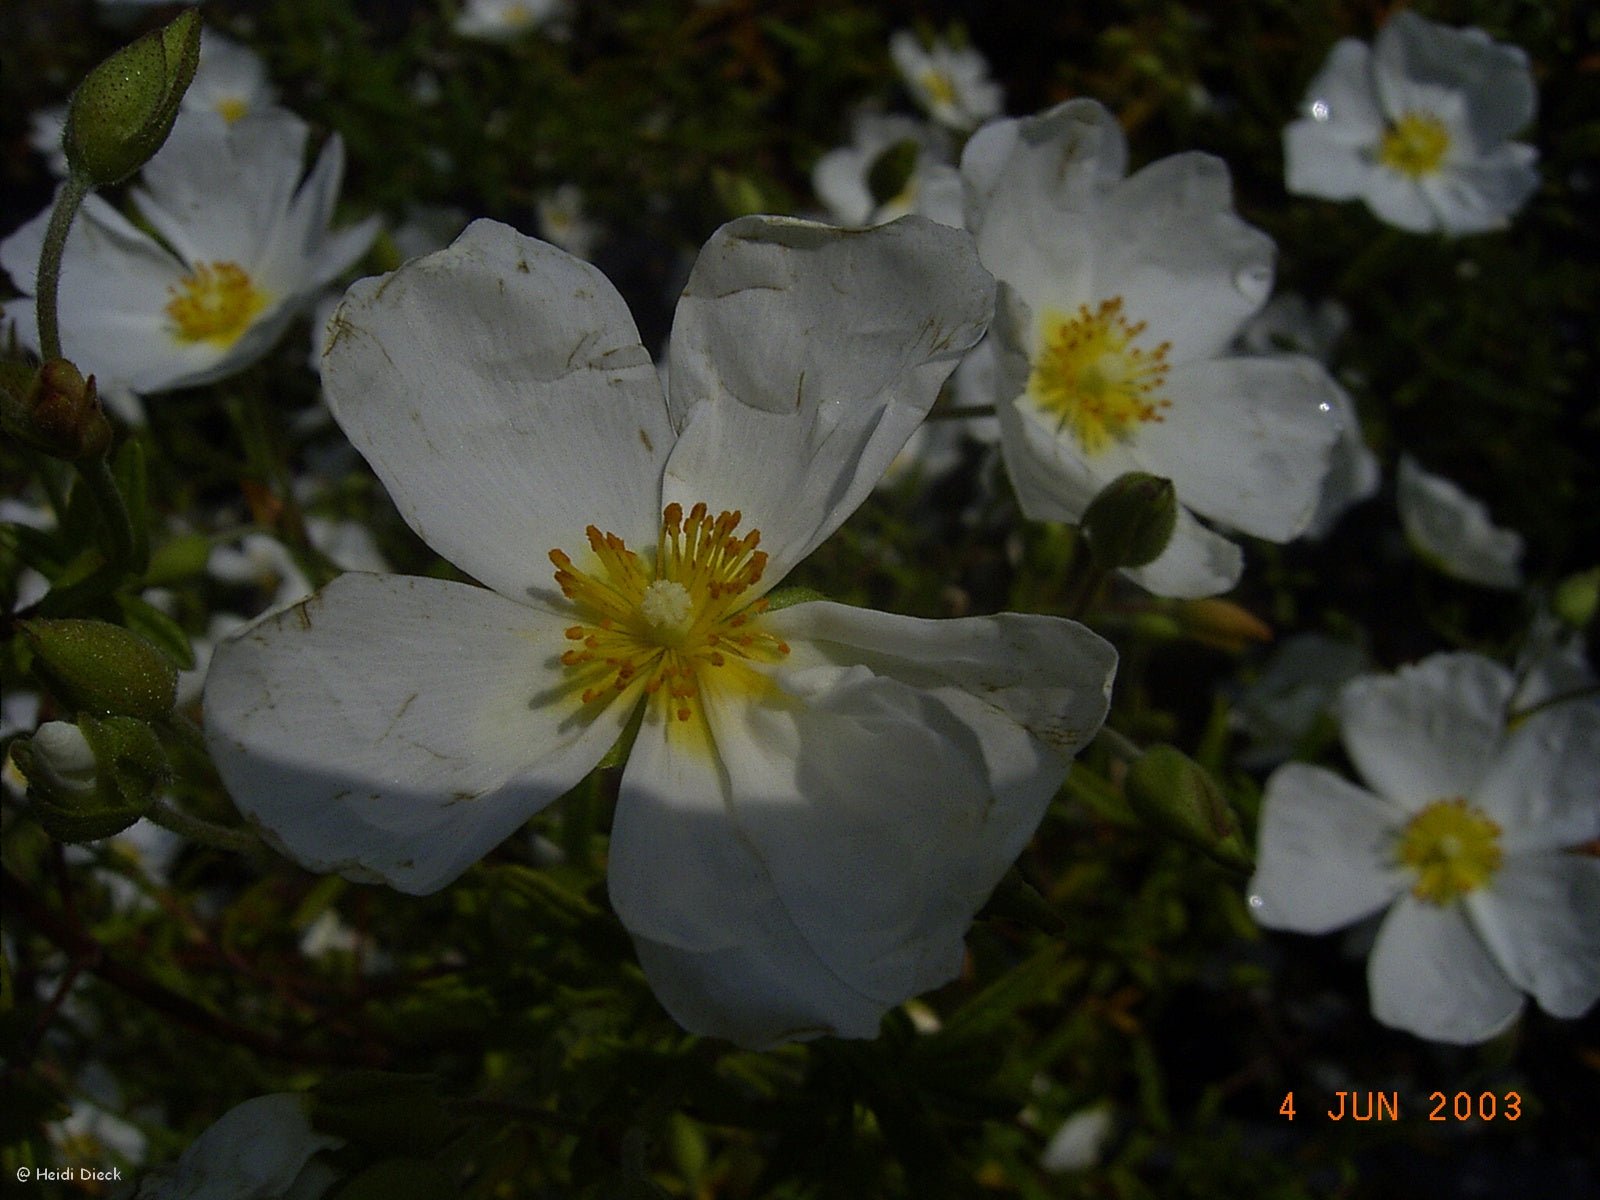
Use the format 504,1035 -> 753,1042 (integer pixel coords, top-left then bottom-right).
550,502 -> 790,734
1028,297 -> 1172,455
1396,797 -> 1503,905
503,2 -> 533,25
1379,111 -> 1452,178
164,261 -> 269,347
920,68 -> 958,111
215,96 -> 249,124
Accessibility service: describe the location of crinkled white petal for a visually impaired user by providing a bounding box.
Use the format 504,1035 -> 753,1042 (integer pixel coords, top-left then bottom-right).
1120,506 -> 1244,599
1468,854 -> 1600,1020
1361,167 -> 1441,233
322,219 -> 673,603
1397,454 -> 1524,588
1297,38 -> 1384,142
1133,355 -> 1339,541
1367,894 -> 1523,1043
663,215 -> 993,582
204,572 -> 623,895
1374,11 -> 1536,146
1473,700 -> 1600,852
1338,652 -> 1514,810
1303,377 -> 1381,537
1417,149 -> 1540,235
962,100 -> 1128,318
1093,152 -> 1276,364
150,1093 -> 340,1200
254,131 -> 380,295
1283,119 -> 1373,201
1249,763 -> 1409,933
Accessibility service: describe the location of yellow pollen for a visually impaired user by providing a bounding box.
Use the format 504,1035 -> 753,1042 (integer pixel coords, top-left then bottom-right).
1028,297 -> 1172,455
1379,111 -> 1452,178
550,502 -> 790,730
1396,797 -> 1503,905
215,96 -> 249,124
920,68 -> 958,110
503,1 -> 533,25
164,261 -> 269,347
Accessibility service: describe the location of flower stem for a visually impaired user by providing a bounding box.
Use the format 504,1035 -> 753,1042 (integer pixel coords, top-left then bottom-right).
76,453 -> 139,579
145,798 -> 264,856
36,172 -> 93,363
926,403 -> 996,421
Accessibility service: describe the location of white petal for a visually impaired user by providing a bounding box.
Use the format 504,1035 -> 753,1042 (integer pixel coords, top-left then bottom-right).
1473,701 -> 1600,852
254,132 -> 379,294
1134,355 -> 1340,540
663,215 -> 993,581
1295,38 -> 1383,141
633,927 -> 887,1048
1283,120 -> 1373,201
204,572 -> 623,894
1419,151 -> 1540,235
321,219 -> 673,602
962,99 -> 1128,317
1397,454 -> 1524,588
1375,12 -> 1535,145
161,1094 -> 340,1197
1303,378 -> 1381,538
134,109 -> 312,269
1362,170 -> 1440,234
1469,854 -> 1600,1019
1095,152 -> 1277,364
606,714 -> 784,954
1367,895 -> 1523,1042
1338,653 -> 1513,808
1249,763 -> 1409,933
1120,506 -> 1244,599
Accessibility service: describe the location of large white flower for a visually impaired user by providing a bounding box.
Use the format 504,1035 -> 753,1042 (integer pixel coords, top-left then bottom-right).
1249,653 -> 1600,1043
1396,454 -> 1523,589
1284,11 -> 1539,234
1,110 -> 378,419
203,216 -> 1118,1047
962,98 -> 1341,597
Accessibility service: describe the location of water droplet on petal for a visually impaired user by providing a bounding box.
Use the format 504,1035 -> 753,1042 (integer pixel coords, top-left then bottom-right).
1310,100 -> 1331,122
1233,264 -> 1271,304
1248,893 -> 1265,909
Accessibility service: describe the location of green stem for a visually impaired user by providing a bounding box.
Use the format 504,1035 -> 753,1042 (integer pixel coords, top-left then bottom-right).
145,799 -> 263,856
76,453 -> 138,578
925,403 -> 996,421
36,172 -> 94,363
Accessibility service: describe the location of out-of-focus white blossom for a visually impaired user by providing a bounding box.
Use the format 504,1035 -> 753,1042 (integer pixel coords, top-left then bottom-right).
889,30 -> 1002,131
1397,454 -> 1523,589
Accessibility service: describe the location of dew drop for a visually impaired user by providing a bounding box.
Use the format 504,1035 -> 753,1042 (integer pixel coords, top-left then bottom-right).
1310,100 -> 1331,122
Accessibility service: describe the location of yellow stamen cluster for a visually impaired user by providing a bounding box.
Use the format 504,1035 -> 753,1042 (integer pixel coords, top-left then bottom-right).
1396,797 -> 1503,905
164,261 -> 268,347
920,69 -> 958,111
215,96 -> 249,123
550,502 -> 790,727
1379,111 -> 1452,178
1028,296 -> 1172,455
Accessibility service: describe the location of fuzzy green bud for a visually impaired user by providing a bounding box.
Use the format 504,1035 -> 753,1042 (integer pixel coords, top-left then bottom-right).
867,139 -> 920,209
1125,744 -> 1252,871
1552,567 -> 1599,631
0,359 -> 112,460
1081,472 -> 1177,570
14,716 -> 167,842
20,618 -> 178,719
64,9 -> 202,187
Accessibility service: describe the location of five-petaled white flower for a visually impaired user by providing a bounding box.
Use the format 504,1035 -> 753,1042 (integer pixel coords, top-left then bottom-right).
203,216 -> 1118,1048
453,0 -> 564,41
962,98 -> 1341,597
1,109 -> 378,421
1284,10 -> 1540,234
1249,652 -> 1600,1043
889,30 -> 1003,132
1396,454 -> 1523,589
812,111 -> 964,229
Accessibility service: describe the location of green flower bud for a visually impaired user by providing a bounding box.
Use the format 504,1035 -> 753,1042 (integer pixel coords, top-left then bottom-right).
1081,472 -> 1178,570
1552,567 -> 1599,631
14,716 -> 167,842
0,359 -> 111,460
867,139 -> 920,208
19,618 -> 178,719
1125,743 -> 1252,871
64,9 -> 202,187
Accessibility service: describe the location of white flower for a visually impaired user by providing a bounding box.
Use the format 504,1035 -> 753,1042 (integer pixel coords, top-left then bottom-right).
1249,652 -> 1600,1043
889,31 -> 1002,132
536,184 -> 601,260
187,29 -> 280,126
28,104 -> 69,176
1,110 -> 378,420
1040,1104 -> 1115,1173
131,1094 -> 342,1200
1284,11 -> 1539,234
962,98 -> 1341,597
453,0 -> 563,41
203,216 -> 1118,1047
28,721 -> 98,794
1231,632 -> 1371,768
1397,454 -> 1523,588
812,112 -> 964,229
